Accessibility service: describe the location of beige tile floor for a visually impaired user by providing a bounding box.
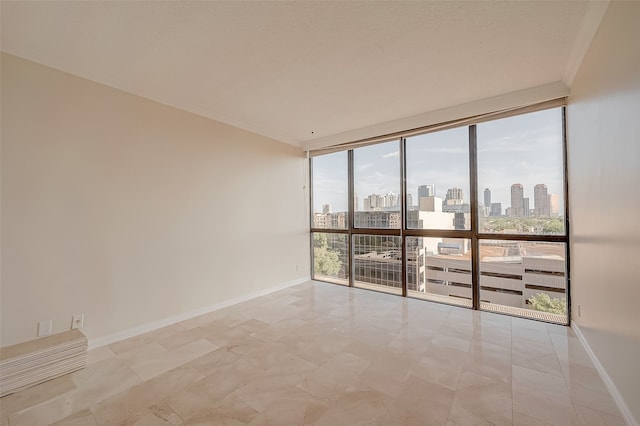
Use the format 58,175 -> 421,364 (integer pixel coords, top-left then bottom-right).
0,281 -> 626,425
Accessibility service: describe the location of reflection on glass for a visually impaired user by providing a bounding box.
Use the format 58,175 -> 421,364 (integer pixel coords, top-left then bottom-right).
405,127 -> 470,230
312,151 -> 348,229
312,233 -> 348,285
479,240 -> 567,324
477,108 -> 565,235
353,235 -> 402,294
406,237 -> 472,307
353,141 -> 401,228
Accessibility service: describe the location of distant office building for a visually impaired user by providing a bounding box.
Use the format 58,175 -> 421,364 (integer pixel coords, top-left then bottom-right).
454,212 -> 469,229
418,184 -> 435,198
548,194 -> 559,216
313,212 -> 346,228
445,187 -> 464,203
484,188 -> 491,207
363,192 -> 401,211
313,213 -> 327,228
511,183 -> 524,217
406,193 -> 413,209
534,184 -> 549,216
322,204 -> 331,214
386,191 -> 399,208
523,197 -> 530,217
419,196 -> 442,212
355,211 -> 400,228
490,203 -> 502,216
363,194 -> 382,211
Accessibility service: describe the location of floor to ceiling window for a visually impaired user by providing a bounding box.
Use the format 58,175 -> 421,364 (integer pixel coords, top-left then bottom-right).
310,105 -> 569,324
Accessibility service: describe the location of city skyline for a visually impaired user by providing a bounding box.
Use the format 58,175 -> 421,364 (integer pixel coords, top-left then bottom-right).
315,181 -> 560,217
312,108 -> 564,215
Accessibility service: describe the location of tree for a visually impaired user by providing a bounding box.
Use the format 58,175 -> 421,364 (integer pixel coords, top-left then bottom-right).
542,218 -> 564,234
313,234 -> 342,276
528,293 -> 566,315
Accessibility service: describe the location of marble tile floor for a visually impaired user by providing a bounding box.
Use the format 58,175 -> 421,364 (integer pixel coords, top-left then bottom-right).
0,281 -> 626,425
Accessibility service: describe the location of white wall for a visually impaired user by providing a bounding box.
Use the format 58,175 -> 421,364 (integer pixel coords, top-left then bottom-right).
0,53 -> 310,347
567,1 -> 640,422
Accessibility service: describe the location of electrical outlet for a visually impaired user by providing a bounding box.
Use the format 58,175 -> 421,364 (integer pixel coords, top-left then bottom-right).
577,304 -> 581,318
71,314 -> 84,329
38,320 -> 52,337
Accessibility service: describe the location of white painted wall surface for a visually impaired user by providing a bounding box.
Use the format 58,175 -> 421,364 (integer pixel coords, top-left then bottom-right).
567,1 -> 640,423
1,53 -> 310,347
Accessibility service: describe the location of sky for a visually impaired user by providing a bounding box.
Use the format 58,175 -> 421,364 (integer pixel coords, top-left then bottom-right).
312,108 -> 564,214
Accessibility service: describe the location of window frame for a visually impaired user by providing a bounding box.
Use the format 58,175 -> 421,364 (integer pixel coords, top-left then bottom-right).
309,106 -> 570,324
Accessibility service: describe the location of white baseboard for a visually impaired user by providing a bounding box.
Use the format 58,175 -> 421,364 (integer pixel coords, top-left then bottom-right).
572,322 -> 638,426
88,276 -> 311,351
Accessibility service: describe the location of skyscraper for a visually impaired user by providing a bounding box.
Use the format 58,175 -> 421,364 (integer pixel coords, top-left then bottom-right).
534,184 -> 549,216
406,193 -> 413,208
511,183 -> 524,217
418,184 -> 435,198
445,187 -> 464,204
484,188 -> 491,207
548,194 -> 559,216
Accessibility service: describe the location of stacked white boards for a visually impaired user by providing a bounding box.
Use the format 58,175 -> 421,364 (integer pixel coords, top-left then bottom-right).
0,329 -> 87,397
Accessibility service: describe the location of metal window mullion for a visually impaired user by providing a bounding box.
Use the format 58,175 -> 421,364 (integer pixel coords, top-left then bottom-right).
309,157 -> 315,280
400,138 -> 407,297
562,106 -> 571,325
469,125 -> 480,310
476,233 -> 567,243
348,149 -> 355,287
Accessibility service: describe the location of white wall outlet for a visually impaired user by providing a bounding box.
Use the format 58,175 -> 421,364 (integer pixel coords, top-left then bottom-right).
38,320 -> 52,337
71,314 -> 84,329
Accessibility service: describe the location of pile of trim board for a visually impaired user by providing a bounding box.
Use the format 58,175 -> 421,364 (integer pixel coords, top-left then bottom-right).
0,329 -> 87,397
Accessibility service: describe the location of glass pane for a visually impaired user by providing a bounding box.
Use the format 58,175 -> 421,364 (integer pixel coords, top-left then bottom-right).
353,235 -> 402,294
312,151 -> 348,229
312,232 -> 349,285
353,141 -> 401,228
407,237 -> 472,307
479,240 -> 567,324
406,127 -> 470,230
477,108 -> 565,235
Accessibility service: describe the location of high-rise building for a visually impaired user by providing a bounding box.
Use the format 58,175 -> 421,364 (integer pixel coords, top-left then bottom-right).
322,204 -> 331,214
511,183 -> 524,217
490,203 -> 502,216
484,188 -> 491,207
419,196 -> 443,212
385,191 -> 399,208
523,197 -> 530,217
418,184 -> 435,198
446,187 -> 464,203
534,184 -> 549,216
363,192 -> 401,211
548,194 -> 559,216
406,193 -> 413,209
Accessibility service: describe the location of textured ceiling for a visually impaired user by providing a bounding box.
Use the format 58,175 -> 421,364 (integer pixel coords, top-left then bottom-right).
1,1 -> 601,147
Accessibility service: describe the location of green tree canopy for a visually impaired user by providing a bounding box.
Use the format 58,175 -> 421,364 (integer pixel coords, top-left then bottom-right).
528,293 -> 566,315
313,234 -> 342,276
